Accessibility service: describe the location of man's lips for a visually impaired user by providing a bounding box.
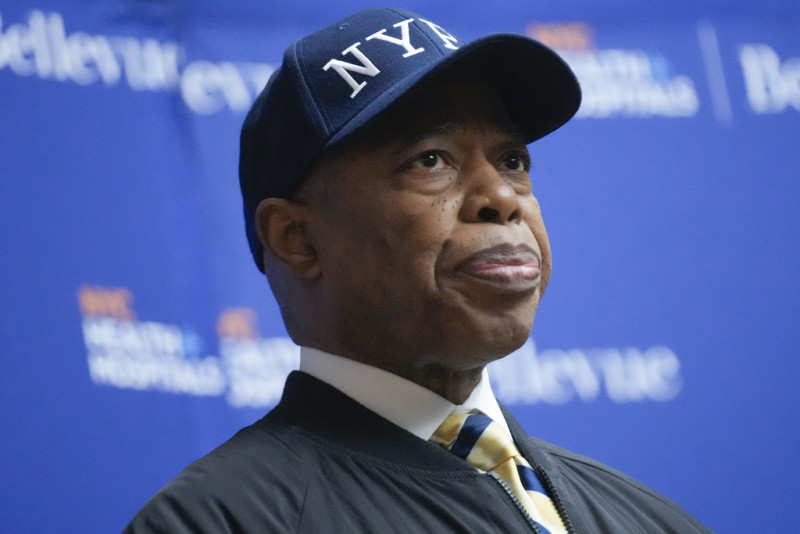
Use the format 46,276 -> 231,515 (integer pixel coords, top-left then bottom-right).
454,244 -> 541,291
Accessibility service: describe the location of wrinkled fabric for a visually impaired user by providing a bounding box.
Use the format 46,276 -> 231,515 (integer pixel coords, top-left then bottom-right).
126,372 -> 713,533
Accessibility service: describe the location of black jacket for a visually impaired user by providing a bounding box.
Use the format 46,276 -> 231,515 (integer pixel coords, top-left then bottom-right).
126,371 -> 712,533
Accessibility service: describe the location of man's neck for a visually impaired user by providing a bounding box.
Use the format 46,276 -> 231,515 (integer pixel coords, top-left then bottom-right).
398,363 -> 484,405
296,340 -> 487,404
299,346 -> 511,440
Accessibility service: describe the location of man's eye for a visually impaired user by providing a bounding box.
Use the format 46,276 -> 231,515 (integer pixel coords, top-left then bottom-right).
414,152 -> 447,170
501,153 -> 529,172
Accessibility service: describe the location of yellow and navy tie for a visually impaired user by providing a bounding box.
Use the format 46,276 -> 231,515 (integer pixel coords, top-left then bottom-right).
431,413 -> 567,534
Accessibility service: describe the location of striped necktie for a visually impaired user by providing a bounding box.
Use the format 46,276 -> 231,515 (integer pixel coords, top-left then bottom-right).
431,413 -> 567,534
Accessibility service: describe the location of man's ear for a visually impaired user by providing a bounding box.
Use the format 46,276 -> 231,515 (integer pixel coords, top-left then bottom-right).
255,198 -> 322,280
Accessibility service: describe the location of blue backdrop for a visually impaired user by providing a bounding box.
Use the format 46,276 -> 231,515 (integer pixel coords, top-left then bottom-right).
1,1 -> 798,532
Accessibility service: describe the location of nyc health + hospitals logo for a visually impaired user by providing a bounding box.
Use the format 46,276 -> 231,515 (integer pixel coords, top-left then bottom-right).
77,285 -> 299,407
77,285 -> 683,407
527,21 -> 800,123
527,22 -> 700,119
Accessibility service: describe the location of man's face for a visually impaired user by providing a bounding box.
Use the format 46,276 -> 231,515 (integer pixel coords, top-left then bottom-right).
302,77 -> 552,376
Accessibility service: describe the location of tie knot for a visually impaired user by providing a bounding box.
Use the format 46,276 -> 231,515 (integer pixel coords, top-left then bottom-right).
431,413 -> 520,472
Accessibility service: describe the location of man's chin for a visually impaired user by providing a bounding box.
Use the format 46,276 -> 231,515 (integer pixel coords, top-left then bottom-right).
437,325 -> 533,368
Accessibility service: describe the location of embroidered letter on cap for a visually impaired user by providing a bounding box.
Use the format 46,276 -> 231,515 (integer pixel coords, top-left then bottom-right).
322,42 -> 381,98
418,19 -> 460,50
365,19 -> 425,58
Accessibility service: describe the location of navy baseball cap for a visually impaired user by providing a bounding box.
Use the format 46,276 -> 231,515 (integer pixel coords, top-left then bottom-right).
240,7 -> 581,272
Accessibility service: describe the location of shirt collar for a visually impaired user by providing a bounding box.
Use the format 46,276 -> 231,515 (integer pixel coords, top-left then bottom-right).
299,346 -> 510,440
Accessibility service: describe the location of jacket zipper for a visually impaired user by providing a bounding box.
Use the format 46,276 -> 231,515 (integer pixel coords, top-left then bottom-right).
534,465 -> 577,534
487,471 -> 541,533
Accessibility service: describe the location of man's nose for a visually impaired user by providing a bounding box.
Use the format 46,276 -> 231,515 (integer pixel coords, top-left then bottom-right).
459,162 -> 522,224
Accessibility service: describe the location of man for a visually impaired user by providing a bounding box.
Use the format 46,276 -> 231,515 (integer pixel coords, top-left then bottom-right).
127,8 -> 712,533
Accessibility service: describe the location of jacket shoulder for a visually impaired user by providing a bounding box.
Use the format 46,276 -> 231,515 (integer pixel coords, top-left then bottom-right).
124,417 -> 315,533
502,406 -> 714,533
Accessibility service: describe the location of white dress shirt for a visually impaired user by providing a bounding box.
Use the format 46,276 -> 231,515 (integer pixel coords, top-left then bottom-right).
299,346 -> 511,440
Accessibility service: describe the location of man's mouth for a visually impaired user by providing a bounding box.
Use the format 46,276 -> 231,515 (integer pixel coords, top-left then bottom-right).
455,244 -> 541,292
